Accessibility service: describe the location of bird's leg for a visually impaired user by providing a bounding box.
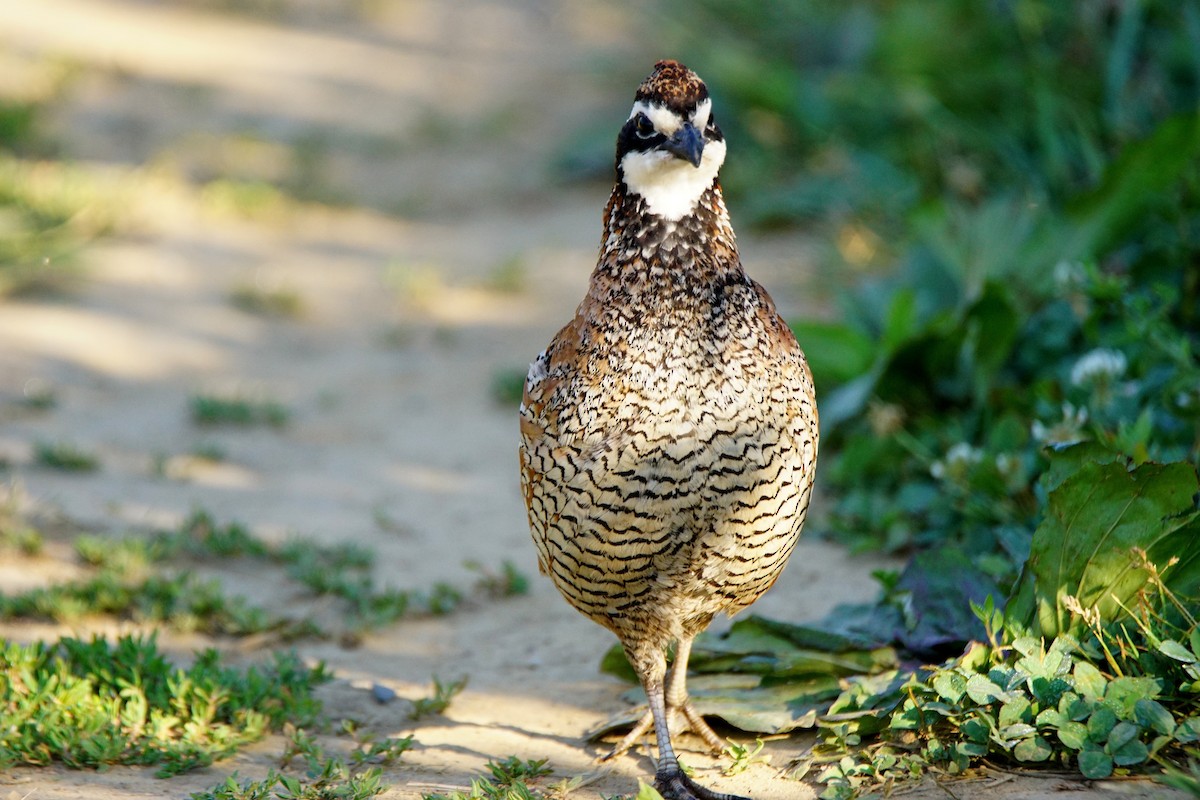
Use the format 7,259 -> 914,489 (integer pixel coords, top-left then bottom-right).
603,637 -> 725,761
645,664 -> 752,800
666,636 -> 726,754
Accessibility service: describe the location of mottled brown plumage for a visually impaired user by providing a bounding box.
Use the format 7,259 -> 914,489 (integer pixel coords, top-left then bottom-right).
519,61 -> 818,800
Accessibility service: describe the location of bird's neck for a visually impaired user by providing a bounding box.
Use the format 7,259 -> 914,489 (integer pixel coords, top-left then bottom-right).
593,181 -> 745,294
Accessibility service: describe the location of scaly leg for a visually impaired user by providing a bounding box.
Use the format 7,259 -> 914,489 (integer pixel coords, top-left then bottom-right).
644,663 -> 752,800
604,636 -> 726,760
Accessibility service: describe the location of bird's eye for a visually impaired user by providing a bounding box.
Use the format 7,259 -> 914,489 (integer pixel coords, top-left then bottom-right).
634,113 -> 655,138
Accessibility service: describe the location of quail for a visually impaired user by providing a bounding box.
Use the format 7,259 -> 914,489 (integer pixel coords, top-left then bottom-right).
519,60 -> 818,800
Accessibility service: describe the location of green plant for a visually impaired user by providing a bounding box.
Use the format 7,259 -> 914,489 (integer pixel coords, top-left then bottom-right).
0,570 -> 275,635
190,393 -> 290,428
807,585 -> 1200,797
722,737 -> 770,776
193,724 -> 410,798
193,763 -> 387,800
229,283 -> 305,318
350,733 -> 414,767
0,152 -> 134,295
0,522 -> 43,555
409,674 -> 468,720
7,510 -> 529,637
33,440 -> 99,471
0,634 -> 330,776
467,560 -> 531,598
421,756 -> 555,800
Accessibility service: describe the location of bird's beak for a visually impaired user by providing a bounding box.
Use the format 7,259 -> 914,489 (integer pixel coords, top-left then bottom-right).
661,122 -> 704,167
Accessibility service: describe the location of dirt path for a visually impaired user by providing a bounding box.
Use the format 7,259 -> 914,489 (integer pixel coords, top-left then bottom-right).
0,3 -> 1185,799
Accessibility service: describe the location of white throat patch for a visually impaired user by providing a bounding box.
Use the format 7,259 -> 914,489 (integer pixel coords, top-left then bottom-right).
620,99 -> 724,221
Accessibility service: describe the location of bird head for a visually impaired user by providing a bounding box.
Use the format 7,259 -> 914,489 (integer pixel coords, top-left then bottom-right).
616,60 -> 726,221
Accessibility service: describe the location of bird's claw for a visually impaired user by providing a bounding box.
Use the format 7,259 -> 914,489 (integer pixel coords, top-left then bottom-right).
654,768 -> 751,800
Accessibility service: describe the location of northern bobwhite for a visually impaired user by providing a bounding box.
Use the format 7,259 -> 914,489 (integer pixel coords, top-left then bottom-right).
519,60 -> 818,800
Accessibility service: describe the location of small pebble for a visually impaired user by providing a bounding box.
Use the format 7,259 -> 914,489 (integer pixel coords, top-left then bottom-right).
371,683 -> 397,704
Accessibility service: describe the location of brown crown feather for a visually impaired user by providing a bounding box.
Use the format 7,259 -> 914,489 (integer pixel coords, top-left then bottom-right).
634,59 -> 709,114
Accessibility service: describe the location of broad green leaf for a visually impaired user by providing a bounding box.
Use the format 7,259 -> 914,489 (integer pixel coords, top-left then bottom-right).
817,369 -> 880,433
690,616 -> 898,678
690,679 -> 840,734
1011,637 -> 1041,658
1088,707 -> 1117,741
1001,723 -> 1037,740
960,717 -> 989,744
1057,721 -> 1089,751
965,674 -> 1006,705
1106,721 -> 1139,751
932,671 -> 966,703
1134,699 -> 1175,736
1037,441 -> 1123,494
1013,734 -> 1052,762
1030,677 -> 1071,707
1176,716 -> 1200,744
1007,456 -> 1200,637
1072,662 -> 1106,702
1103,677 -> 1162,718
1110,738 -> 1149,766
998,696 -> 1031,727
956,741 -> 988,757
1037,708 -> 1065,727
1078,748 -> 1113,779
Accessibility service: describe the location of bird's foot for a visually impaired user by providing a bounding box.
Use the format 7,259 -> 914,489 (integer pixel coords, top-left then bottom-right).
601,699 -> 724,761
654,767 -> 751,800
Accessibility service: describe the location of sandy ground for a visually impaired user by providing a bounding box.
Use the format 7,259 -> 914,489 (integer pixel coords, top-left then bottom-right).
0,2 -> 1187,799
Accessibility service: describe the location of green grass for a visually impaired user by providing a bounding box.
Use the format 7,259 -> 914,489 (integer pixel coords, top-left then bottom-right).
33,439 -> 99,471
189,393 -> 291,428
0,511 -> 530,637
0,571 -> 275,635
409,675 -> 468,720
0,634 -> 330,776
195,763 -> 387,800
0,155 -> 130,296
0,523 -> 44,556
421,757 -> 555,800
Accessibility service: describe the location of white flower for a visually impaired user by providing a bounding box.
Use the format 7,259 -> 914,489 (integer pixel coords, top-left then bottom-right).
1071,348 -> 1127,388
1031,402 -> 1090,445
945,443 -> 982,466
930,442 -> 982,482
